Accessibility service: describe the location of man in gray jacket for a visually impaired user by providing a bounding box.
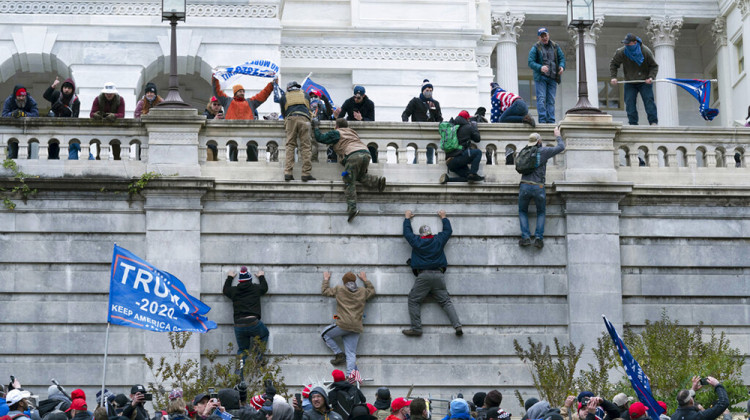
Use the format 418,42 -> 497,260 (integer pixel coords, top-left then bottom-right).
610,33 -> 659,126
518,127 -> 565,249
292,387 -> 343,420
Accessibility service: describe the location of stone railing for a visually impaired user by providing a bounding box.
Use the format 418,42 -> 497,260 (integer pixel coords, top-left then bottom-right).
1,112 -> 748,185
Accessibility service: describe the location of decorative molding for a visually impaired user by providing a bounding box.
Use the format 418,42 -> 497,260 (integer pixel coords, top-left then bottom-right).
566,138 -> 614,150
280,46 -> 475,62
0,2 -> 278,18
711,17 -> 727,47
476,55 -> 490,68
568,17 -> 605,46
646,16 -> 683,48
491,11 -> 525,44
737,0 -> 750,18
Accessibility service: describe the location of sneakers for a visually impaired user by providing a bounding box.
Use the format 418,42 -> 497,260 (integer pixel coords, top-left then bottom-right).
439,174 -> 448,184
301,175 -> 316,182
330,353 -> 346,366
347,209 -> 359,223
455,327 -> 464,336
467,173 -> 485,182
378,177 -> 387,192
534,238 -> 544,249
519,237 -> 532,247
402,328 -> 423,337
523,114 -> 536,127
284,174 -> 294,181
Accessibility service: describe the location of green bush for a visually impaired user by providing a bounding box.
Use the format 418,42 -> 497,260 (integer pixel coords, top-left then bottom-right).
513,337 -> 583,407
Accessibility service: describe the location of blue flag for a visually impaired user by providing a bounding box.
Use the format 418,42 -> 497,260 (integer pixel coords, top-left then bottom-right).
664,78 -> 719,121
302,78 -> 336,109
603,315 -> 663,420
108,245 -> 217,333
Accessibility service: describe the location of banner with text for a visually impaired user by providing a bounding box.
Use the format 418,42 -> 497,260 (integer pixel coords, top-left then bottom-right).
214,59 -> 279,82
108,245 -> 217,333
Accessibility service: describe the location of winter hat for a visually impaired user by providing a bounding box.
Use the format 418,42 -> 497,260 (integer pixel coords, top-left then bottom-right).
302,385 -> 312,399
169,389 -> 183,401
232,85 -> 244,96
524,398 -> 539,412
15,88 -> 26,96
71,389 -> 86,401
376,388 -> 391,401
238,266 -> 251,282
418,225 -> 432,236
458,110 -> 471,120
529,133 -> 542,146
354,85 -> 366,95
66,399 -> 87,413
491,409 -> 511,420
101,82 -> 118,95
114,394 -> 131,407
484,390 -> 502,408
342,272 -> 356,284
577,392 -> 594,403
629,402 -> 647,419
472,393 -> 486,408
490,82 -> 500,92
421,79 -> 433,92
391,398 -> 411,412
250,395 -> 265,410
475,107 -> 487,117
449,399 -> 470,416
332,369 -> 346,383
96,389 -> 115,405
145,83 -> 157,94
613,393 -> 633,407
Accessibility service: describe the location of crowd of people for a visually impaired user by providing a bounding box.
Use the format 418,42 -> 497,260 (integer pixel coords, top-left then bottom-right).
0,375 -> 733,420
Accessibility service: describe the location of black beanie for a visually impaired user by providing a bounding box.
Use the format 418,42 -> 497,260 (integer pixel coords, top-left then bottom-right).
524,398 -> 539,412
472,393 -> 486,408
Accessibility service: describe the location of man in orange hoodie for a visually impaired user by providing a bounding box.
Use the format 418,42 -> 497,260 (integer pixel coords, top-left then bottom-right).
211,74 -> 275,120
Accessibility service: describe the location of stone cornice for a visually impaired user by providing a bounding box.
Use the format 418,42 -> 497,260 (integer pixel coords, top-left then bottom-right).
646,16 -> 684,48
712,17 -> 728,48
567,17 -> 605,46
0,2 -> 277,18
280,46 -> 475,62
491,11 -> 525,44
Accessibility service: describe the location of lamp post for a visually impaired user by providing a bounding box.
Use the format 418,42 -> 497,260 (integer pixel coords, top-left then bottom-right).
565,0 -> 603,115
157,0 -> 191,108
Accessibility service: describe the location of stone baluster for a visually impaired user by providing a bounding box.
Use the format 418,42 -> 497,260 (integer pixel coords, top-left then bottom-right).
706,151 -> 717,168
237,144 -> 248,162
687,152 -> 697,168
38,142 -> 49,160
568,17 -> 604,108
647,16 -> 683,126
17,139 -> 29,160
667,151 -> 677,168
492,11 -> 525,94
397,147 -> 408,164
629,151 -> 639,167
417,148 -> 428,165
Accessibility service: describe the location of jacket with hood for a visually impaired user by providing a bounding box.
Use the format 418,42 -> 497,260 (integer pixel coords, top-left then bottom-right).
273,402 -> 294,420
219,389 -> 256,420
322,275 -> 375,333
610,42 -> 659,82
403,217 -> 451,271
295,387 -> 343,420
401,95 -> 442,122
223,274 -> 268,322
327,381 -> 366,419
38,387 -> 71,418
441,399 -> 474,420
526,401 -> 560,420
43,78 -> 80,118
2,85 -> 39,117
90,93 -> 125,118
445,116 -> 480,159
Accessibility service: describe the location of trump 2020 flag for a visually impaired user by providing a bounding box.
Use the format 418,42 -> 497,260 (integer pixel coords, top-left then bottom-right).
664,78 -> 719,121
214,59 -> 279,82
108,245 -> 217,333
603,315 -> 663,420
302,77 -> 336,109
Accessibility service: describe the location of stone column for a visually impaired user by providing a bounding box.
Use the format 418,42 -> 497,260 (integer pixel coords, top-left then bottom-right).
568,18 -> 604,108
647,16 -> 683,126
492,11 -> 525,94
142,108 -> 204,176
712,17 -> 732,127
737,0 -> 750,122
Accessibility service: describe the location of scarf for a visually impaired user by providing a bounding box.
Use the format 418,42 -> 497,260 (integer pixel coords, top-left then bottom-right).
624,38 -> 645,66
345,282 -> 358,292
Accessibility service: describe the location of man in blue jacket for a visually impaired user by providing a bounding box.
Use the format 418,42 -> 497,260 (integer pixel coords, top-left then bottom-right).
528,28 -> 565,124
402,209 -> 462,337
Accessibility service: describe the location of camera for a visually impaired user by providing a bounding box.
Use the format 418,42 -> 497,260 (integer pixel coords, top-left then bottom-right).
581,397 -> 591,406
209,388 -> 218,399
699,378 -> 709,386
143,394 -> 153,402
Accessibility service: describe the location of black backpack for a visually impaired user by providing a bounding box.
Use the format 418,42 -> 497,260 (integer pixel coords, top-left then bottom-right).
331,386 -> 363,419
515,145 -> 541,175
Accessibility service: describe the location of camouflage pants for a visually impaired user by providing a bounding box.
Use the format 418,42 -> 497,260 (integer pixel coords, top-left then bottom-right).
343,151 -> 380,212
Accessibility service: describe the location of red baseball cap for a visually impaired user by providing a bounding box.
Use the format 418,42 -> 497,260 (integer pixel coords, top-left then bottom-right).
71,389 -> 86,400
657,401 -> 667,412
391,397 -> 411,412
66,399 -> 87,412
458,110 -> 471,119
629,402 -> 647,419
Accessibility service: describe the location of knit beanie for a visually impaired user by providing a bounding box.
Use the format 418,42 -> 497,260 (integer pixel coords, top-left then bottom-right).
238,266 -> 251,282
458,110 -> 471,119
524,398 -> 539,412
490,82 -> 500,92
421,79 -> 433,92
145,83 -> 157,95
484,390 -> 502,408
250,395 -> 265,410
332,369 -> 346,383
302,385 -> 312,399
450,399 -> 470,416
233,85 -> 244,96
472,393 -> 486,409
342,272 -> 356,284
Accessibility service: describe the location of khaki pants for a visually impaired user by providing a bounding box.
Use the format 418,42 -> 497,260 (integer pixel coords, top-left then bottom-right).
284,116 -> 312,176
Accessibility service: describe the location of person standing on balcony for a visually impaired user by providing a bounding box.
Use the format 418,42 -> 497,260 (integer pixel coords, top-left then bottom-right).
402,79 -> 442,123
43,77 -> 79,118
610,33 -> 659,126
518,127 -> 565,249
335,85 -> 375,121
211,74 -> 274,120
2,84 -> 39,118
312,118 -> 386,222
134,83 -> 163,118
90,82 -> 124,121
278,80 -> 315,182
528,27 -> 565,124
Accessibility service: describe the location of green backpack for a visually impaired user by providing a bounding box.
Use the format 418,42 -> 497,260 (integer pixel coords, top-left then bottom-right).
438,121 -> 462,154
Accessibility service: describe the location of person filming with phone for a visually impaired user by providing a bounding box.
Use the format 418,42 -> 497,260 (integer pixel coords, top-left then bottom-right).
671,376 -> 728,420
123,385 -> 151,420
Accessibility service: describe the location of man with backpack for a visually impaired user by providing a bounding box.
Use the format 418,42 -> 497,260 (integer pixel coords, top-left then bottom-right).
327,370 -> 366,419
439,110 -> 483,184
516,127 -> 565,249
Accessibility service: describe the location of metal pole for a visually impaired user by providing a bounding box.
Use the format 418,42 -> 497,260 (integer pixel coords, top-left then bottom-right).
566,23 -> 604,115
157,15 -> 191,108
100,323 -> 111,407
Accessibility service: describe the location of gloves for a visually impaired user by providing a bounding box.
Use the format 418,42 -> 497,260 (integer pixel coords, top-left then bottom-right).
264,380 -> 276,400
11,109 -> 26,118
105,113 -> 117,122
92,111 -> 103,120
311,118 -> 320,129
236,381 -> 248,403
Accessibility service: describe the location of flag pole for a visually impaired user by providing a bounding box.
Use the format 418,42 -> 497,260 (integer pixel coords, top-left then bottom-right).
616,79 -> 718,84
100,322 -> 111,407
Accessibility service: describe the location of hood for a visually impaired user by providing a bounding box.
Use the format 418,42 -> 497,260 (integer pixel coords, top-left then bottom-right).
308,387 -> 329,407
452,116 -> 470,126
12,84 -> 26,97
450,399 -> 470,416
332,381 -> 355,391
526,401 -> 551,420
218,389 -> 240,410
373,400 -> 390,411
62,78 -> 76,92
273,402 -> 293,420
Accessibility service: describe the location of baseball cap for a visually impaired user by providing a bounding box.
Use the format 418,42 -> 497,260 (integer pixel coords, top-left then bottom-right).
622,33 -> 638,44
66,399 -> 87,413
538,27 -> 549,36
391,397 -> 411,412
130,384 -> 146,394
629,402 -> 647,419
193,393 -> 209,406
6,389 -> 31,406
613,393 -> 634,407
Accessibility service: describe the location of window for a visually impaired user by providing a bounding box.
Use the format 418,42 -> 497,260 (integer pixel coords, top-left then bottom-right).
518,76 -> 535,108
737,38 -> 744,74
598,78 -> 624,110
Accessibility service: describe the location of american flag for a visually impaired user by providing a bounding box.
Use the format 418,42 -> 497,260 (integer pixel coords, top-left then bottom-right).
348,369 -> 362,385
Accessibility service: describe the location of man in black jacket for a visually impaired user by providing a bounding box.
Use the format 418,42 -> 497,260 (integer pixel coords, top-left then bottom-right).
440,111 -> 483,184
401,79 -> 442,123
671,376 -> 728,420
335,86 -> 375,121
223,267 -> 269,363
122,385 -> 149,420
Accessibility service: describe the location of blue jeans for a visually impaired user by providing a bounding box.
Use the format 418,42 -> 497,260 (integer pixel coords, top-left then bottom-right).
624,83 -> 658,125
535,77 -> 557,123
446,148 -> 482,182
518,182 -> 546,240
234,321 -> 269,363
499,100 -> 528,123
321,324 -> 360,375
